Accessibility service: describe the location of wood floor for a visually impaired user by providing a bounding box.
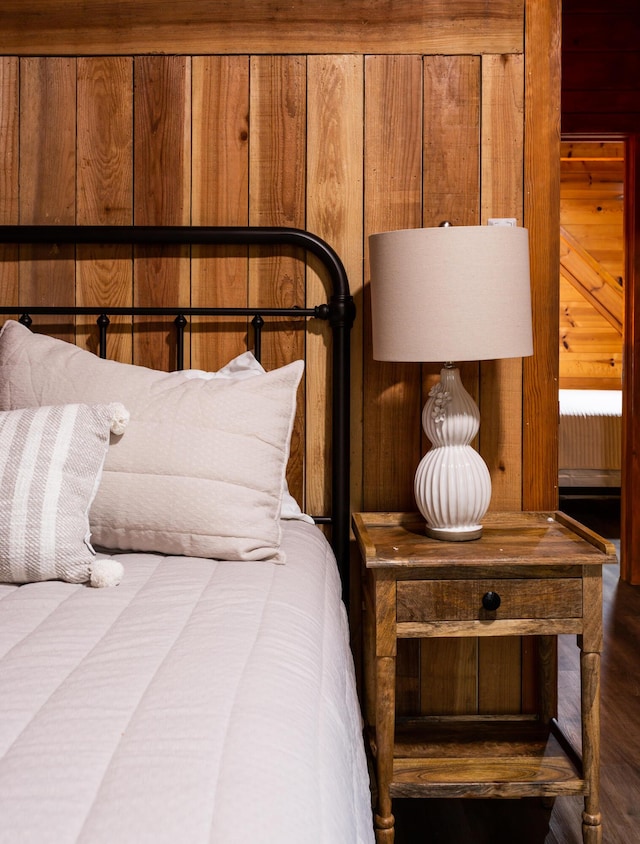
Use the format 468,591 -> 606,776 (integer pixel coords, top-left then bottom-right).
393,498 -> 639,844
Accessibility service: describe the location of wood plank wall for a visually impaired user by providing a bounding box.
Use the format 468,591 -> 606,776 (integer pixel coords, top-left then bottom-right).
0,0 -> 560,716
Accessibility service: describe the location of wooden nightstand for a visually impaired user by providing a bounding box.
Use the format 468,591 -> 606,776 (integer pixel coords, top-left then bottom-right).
352,511 -> 617,844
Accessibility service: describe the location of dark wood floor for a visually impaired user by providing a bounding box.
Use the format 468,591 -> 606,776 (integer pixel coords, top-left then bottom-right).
393,497 -> 640,844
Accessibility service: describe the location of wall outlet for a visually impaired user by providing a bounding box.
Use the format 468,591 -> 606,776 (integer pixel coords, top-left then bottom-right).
487,218 -> 518,226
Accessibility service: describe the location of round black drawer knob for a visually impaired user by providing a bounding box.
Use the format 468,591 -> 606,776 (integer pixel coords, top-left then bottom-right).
482,591 -> 501,611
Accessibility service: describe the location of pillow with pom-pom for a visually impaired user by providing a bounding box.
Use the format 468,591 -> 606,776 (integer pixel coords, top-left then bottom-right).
0,402 -> 128,587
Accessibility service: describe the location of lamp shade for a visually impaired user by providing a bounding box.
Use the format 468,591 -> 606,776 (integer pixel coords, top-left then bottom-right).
369,225 -> 533,362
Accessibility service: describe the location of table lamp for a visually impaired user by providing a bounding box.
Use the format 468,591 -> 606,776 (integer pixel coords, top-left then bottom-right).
369,224 -> 533,541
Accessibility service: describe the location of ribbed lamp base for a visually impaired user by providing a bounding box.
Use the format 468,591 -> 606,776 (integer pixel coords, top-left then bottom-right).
415,366 -> 492,542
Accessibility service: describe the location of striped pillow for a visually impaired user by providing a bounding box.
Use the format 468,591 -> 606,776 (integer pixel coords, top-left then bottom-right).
0,403 -> 128,586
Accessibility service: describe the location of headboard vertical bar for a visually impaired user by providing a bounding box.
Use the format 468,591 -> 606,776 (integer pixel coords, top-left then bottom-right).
174,314 -> 187,370
97,314 -> 110,359
330,294 -> 355,600
251,314 -> 264,363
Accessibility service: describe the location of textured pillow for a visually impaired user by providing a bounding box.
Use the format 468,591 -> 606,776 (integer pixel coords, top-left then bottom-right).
0,402 -> 128,586
184,351 -> 313,523
0,320 -> 303,563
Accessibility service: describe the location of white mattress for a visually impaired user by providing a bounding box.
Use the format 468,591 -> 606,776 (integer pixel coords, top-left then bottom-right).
0,521 -> 374,844
559,389 -> 622,488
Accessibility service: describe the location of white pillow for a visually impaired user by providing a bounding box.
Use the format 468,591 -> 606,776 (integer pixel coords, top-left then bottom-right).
184,351 -> 313,523
0,402 -> 128,586
0,320 -> 303,563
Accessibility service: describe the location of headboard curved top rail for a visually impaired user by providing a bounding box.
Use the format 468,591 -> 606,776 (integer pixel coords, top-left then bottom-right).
0,224 -> 352,297
0,224 -> 354,605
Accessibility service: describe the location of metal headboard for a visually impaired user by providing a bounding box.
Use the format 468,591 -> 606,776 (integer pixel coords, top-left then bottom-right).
0,225 -> 355,605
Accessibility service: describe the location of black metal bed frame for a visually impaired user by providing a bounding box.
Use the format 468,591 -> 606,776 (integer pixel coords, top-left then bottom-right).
0,225 -> 355,605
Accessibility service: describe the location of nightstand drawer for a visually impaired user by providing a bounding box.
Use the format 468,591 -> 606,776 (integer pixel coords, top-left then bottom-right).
397,578 -> 583,622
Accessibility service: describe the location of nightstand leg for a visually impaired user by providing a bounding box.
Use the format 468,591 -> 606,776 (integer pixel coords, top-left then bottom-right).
374,655 -> 396,843
581,649 -> 602,844
538,634 -> 558,724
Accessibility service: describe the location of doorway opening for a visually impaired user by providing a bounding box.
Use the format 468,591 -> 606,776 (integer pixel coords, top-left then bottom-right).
557,139 -> 624,550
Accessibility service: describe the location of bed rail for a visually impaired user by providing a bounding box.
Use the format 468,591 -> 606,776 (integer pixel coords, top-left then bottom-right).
0,225 -> 354,605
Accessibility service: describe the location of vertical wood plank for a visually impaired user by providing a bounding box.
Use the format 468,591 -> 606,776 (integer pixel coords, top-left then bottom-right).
133,56 -> 191,370
77,57 -> 133,227
421,54 -> 482,714
0,58 -> 19,227
536,635 -> 558,722
522,0 -> 561,711
307,54 -> 364,517
364,54 -> 424,714
477,53 -> 526,714
133,56 -> 191,228
0,58 -> 19,309
420,638 -> 478,715
363,54 -> 423,513
249,55 -> 307,503
480,54 -> 525,223
19,58 -> 77,226
423,55 -> 481,229
76,57 -> 133,363
522,0 -> 562,708
478,636 -> 522,714
479,52 -> 525,511
422,54 -> 481,420
191,56 -> 250,371
523,0 -> 562,511
19,57 -> 76,339
480,356 -> 524,511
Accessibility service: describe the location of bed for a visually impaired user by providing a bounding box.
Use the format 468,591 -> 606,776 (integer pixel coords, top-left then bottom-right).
558,388 -> 622,492
0,225 -> 374,844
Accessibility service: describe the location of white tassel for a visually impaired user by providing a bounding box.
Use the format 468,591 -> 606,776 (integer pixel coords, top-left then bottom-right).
108,402 -> 130,436
90,558 -> 124,588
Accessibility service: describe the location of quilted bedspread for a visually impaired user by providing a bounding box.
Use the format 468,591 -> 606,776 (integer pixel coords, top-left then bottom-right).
0,521 -> 374,844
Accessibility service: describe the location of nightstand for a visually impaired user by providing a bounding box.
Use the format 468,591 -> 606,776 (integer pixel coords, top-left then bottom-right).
352,511 -> 617,844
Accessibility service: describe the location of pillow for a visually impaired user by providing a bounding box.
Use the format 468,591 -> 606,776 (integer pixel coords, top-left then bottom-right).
183,351 -> 313,523
0,402 -> 128,587
0,320 -> 303,563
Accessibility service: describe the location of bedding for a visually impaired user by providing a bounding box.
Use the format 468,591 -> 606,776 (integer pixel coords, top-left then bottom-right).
558,389 -> 622,488
0,320 -> 303,563
0,520 -> 374,844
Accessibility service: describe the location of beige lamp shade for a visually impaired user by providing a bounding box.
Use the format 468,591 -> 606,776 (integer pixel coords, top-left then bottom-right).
369,225 -> 533,362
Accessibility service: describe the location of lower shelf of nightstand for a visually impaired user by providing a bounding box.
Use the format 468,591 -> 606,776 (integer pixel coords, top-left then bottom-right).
369,717 -> 588,800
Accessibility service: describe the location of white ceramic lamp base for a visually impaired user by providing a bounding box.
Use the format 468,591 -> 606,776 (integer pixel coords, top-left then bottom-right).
415,365 -> 491,541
